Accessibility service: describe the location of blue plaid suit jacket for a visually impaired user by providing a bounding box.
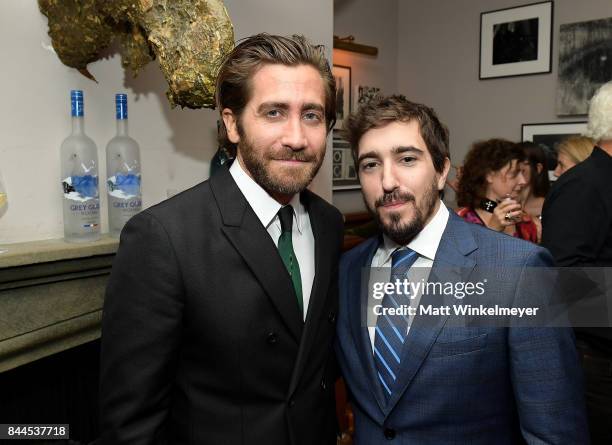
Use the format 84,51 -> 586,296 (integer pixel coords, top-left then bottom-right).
336,211 -> 589,444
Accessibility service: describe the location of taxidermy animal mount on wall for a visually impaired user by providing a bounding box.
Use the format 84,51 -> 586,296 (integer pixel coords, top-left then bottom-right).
39,0 -> 234,109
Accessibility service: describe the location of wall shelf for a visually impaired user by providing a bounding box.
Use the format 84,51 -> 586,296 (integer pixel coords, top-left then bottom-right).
0,237 -> 118,372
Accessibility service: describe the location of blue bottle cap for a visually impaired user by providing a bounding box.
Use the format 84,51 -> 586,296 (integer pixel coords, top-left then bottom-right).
115,93 -> 128,120
71,90 -> 84,117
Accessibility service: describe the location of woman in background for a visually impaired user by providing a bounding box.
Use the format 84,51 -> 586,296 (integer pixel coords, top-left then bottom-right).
554,135 -> 595,178
456,138 -> 539,243
517,142 -> 550,220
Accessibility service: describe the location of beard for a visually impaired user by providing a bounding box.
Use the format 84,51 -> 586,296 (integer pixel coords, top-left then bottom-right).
367,178 -> 440,246
239,137 -> 325,196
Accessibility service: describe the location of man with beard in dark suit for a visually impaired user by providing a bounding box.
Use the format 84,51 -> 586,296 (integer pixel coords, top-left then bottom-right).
98,34 -> 343,445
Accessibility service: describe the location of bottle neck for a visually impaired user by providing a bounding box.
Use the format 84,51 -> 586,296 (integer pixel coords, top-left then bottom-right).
116,118 -> 129,136
71,116 -> 85,135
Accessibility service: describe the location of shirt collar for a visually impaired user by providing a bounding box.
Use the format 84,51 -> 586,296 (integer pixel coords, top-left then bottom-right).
379,201 -> 450,265
229,160 -> 305,233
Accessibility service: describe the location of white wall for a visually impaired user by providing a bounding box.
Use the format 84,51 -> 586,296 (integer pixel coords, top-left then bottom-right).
0,0 -> 333,244
332,0 -> 399,214
397,0 -> 612,179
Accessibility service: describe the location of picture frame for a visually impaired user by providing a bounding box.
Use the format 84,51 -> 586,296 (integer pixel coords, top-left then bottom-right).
332,130 -> 360,191
521,121 -> 587,180
556,17 -> 612,116
479,1 -> 553,79
332,65 -> 351,130
355,85 -> 381,109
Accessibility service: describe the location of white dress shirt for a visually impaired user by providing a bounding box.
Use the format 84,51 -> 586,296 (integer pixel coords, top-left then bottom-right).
230,160 -> 315,320
368,202 -> 450,350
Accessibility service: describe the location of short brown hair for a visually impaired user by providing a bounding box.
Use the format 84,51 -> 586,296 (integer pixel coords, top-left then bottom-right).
343,94 -> 450,173
215,33 -> 336,155
456,138 -> 526,208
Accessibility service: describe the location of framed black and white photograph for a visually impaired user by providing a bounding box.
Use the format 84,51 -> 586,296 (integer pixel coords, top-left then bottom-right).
521,121 -> 587,180
556,17 -> 612,116
332,130 -> 360,190
479,1 -> 553,79
356,85 -> 381,108
332,65 -> 351,130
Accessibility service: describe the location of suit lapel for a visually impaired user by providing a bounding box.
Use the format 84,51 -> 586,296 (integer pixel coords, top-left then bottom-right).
287,191 -> 334,395
210,168 -> 303,343
347,237 -> 389,413
383,213 -> 478,416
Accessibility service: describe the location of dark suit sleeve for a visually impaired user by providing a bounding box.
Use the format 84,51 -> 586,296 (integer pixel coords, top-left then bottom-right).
98,211 -> 184,444
542,175 -> 607,266
331,209 -> 344,382
509,248 -> 589,444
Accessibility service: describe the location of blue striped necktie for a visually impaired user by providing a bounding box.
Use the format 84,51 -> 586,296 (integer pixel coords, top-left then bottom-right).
374,248 -> 418,400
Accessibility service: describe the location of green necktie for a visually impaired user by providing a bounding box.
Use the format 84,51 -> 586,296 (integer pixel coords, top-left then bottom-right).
277,205 -> 303,314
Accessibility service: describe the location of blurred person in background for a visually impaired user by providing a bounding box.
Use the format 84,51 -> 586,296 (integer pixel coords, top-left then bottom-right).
444,164 -> 462,193
553,135 -> 596,178
456,138 -> 539,243
517,141 -> 550,219
542,81 -> 612,444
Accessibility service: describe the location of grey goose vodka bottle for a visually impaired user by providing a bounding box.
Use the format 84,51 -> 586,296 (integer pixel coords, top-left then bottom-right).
60,90 -> 101,242
106,93 -> 142,237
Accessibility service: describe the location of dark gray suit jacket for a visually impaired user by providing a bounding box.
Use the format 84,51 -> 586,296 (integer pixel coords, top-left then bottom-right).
98,167 -> 343,444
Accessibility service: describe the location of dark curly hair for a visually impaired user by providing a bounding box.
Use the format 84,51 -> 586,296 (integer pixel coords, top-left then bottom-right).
456,138 -> 526,208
